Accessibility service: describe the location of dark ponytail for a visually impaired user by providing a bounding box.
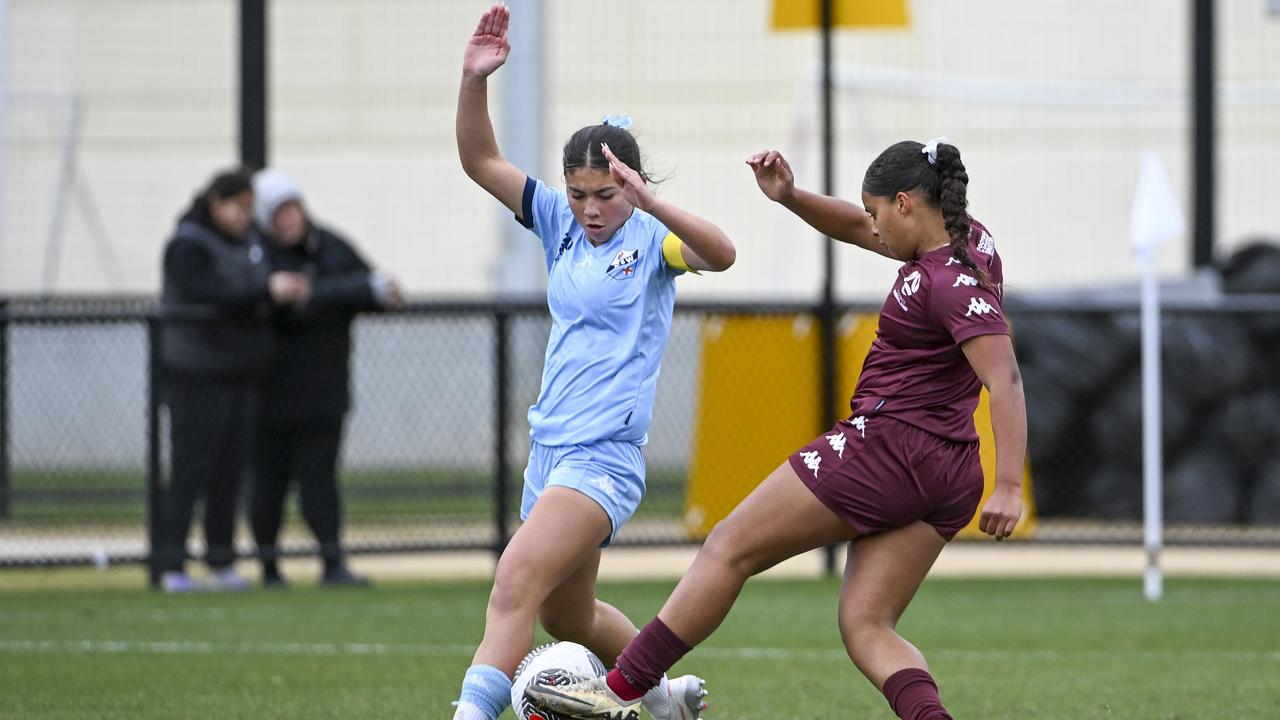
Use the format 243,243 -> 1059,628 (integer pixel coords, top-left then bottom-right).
562,122 -> 656,183
862,140 -> 993,290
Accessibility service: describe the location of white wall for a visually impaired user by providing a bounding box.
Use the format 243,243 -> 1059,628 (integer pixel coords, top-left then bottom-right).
4,0 -> 1278,299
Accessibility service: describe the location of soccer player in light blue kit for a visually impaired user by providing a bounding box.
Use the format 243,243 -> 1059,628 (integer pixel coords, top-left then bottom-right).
452,5 -> 736,720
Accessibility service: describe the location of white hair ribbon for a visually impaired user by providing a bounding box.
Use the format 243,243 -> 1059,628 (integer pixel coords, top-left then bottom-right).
601,114 -> 634,130
921,136 -> 949,165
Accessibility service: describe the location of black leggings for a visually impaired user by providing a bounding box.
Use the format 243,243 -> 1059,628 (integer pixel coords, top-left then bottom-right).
162,376 -> 258,572
250,421 -> 345,565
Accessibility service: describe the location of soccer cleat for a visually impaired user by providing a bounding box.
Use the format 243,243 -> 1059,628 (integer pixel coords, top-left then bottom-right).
524,673 -> 641,720
656,675 -> 708,720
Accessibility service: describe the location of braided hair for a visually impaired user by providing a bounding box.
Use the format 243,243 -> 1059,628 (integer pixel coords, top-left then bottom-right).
862,140 -> 993,290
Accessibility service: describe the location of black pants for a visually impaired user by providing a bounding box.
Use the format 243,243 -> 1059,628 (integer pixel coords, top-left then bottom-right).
251,420 -> 346,566
162,375 -> 258,572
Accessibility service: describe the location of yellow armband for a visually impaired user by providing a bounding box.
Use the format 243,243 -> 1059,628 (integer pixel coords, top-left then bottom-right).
661,232 -> 700,274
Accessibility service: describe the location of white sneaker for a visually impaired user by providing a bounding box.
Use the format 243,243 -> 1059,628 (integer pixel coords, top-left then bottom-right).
643,675 -> 708,720
161,571 -> 204,594
524,673 -> 641,720
208,568 -> 250,591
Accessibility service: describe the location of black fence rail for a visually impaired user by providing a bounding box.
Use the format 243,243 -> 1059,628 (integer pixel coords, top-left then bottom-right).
1,294 -> 1278,579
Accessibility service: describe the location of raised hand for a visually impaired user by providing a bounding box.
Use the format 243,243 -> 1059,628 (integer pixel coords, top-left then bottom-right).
462,3 -> 511,78
602,143 -> 654,212
745,150 -> 796,203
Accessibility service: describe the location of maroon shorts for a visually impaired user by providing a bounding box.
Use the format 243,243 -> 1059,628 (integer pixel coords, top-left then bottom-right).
787,414 -> 983,541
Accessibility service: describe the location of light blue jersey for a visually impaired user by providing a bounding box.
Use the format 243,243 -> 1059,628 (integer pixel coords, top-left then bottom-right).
516,176 -> 687,447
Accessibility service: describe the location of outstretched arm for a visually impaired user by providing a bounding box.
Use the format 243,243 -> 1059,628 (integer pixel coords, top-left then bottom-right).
961,333 -> 1027,540
457,3 -> 526,215
745,150 -> 888,258
601,143 -> 736,272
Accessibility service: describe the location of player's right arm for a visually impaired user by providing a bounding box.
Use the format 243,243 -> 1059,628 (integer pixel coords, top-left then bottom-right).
457,3 -> 526,217
745,150 -> 889,258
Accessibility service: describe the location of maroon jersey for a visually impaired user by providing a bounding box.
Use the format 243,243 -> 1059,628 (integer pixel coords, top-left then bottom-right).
850,219 -> 1007,442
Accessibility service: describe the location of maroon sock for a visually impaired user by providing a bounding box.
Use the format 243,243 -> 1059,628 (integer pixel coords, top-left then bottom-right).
607,617 -> 692,701
882,668 -> 953,720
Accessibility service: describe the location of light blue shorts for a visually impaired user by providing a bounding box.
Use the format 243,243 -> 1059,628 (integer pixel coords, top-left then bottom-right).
521,439 -> 646,547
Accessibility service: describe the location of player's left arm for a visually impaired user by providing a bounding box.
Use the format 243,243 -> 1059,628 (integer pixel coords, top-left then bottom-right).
647,199 -> 736,272
961,332 -> 1027,540
600,144 -> 735,272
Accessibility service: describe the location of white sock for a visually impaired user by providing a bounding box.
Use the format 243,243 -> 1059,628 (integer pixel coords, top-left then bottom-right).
452,700 -> 491,720
641,675 -> 672,716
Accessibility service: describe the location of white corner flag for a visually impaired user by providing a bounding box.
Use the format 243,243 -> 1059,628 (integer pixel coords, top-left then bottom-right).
1129,151 -> 1185,603
1131,152 -> 1186,251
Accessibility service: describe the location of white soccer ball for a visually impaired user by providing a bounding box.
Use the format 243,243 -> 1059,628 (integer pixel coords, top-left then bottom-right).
511,641 -> 607,720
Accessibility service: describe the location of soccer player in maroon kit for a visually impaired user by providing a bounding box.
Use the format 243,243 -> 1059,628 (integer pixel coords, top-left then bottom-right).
526,138 -> 1026,720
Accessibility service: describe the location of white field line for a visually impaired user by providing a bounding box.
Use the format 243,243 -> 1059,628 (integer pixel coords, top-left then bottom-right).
1,639 -> 1277,664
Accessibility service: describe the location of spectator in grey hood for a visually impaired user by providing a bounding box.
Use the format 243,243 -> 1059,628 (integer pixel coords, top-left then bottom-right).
250,168 -> 403,588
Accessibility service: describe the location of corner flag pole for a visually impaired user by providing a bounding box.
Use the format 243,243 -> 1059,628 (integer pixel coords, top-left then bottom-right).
1130,151 -> 1185,602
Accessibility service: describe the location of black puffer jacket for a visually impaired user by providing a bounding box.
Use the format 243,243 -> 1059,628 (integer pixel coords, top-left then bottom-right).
260,223 -> 384,424
160,208 -> 273,379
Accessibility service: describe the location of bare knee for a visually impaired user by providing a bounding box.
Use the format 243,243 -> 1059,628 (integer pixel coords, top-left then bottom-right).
487,561 -> 545,617
538,602 -> 591,643
839,610 -> 894,656
701,521 -> 767,579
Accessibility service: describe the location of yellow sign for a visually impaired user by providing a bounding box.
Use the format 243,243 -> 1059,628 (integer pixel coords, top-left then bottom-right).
684,313 -> 1035,540
771,0 -> 911,29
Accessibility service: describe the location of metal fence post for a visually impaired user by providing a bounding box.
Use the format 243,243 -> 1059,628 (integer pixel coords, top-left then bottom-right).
0,299 -> 9,521
146,315 -> 164,588
819,0 -> 840,578
493,310 -> 511,559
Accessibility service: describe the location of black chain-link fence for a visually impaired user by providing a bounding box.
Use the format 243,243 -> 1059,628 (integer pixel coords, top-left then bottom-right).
2,294 -> 1280,576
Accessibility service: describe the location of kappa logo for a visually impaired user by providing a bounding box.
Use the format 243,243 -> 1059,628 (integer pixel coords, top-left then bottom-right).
592,474 -> 619,502
607,248 -> 639,273
945,257 -> 962,267
799,450 -> 822,477
826,432 -> 847,458
953,273 -> 978,288
964,297 -> 999,317
977,230 -> 995,255
850,415 -> 867,438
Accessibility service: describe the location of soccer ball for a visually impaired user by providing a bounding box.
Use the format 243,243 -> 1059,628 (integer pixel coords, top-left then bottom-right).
511,641 -> 607,720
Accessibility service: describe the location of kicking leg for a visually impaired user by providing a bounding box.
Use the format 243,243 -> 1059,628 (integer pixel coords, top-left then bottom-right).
528,461 -> 856,717
455,487 -> 613,720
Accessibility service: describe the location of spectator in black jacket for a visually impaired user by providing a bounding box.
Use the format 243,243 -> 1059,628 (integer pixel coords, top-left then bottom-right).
159,167 -> 312,593
250,168 -> 403,588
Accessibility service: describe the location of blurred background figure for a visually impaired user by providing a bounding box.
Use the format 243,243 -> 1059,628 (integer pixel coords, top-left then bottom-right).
250,168 -> 403,589
159,168 -> 312,593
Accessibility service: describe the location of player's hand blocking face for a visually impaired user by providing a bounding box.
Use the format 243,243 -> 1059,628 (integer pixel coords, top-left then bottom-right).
601,143 -> 653,212
463,3 -> 511,78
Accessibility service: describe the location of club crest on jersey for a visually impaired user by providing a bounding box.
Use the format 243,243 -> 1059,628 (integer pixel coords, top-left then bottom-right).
606,248 -> 640,279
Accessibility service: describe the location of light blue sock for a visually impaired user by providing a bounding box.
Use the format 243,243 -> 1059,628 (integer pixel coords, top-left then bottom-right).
459,664 -> 513,720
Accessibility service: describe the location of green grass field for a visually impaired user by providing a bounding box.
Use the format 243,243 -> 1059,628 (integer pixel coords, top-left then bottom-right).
1,575 -> 1277,719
